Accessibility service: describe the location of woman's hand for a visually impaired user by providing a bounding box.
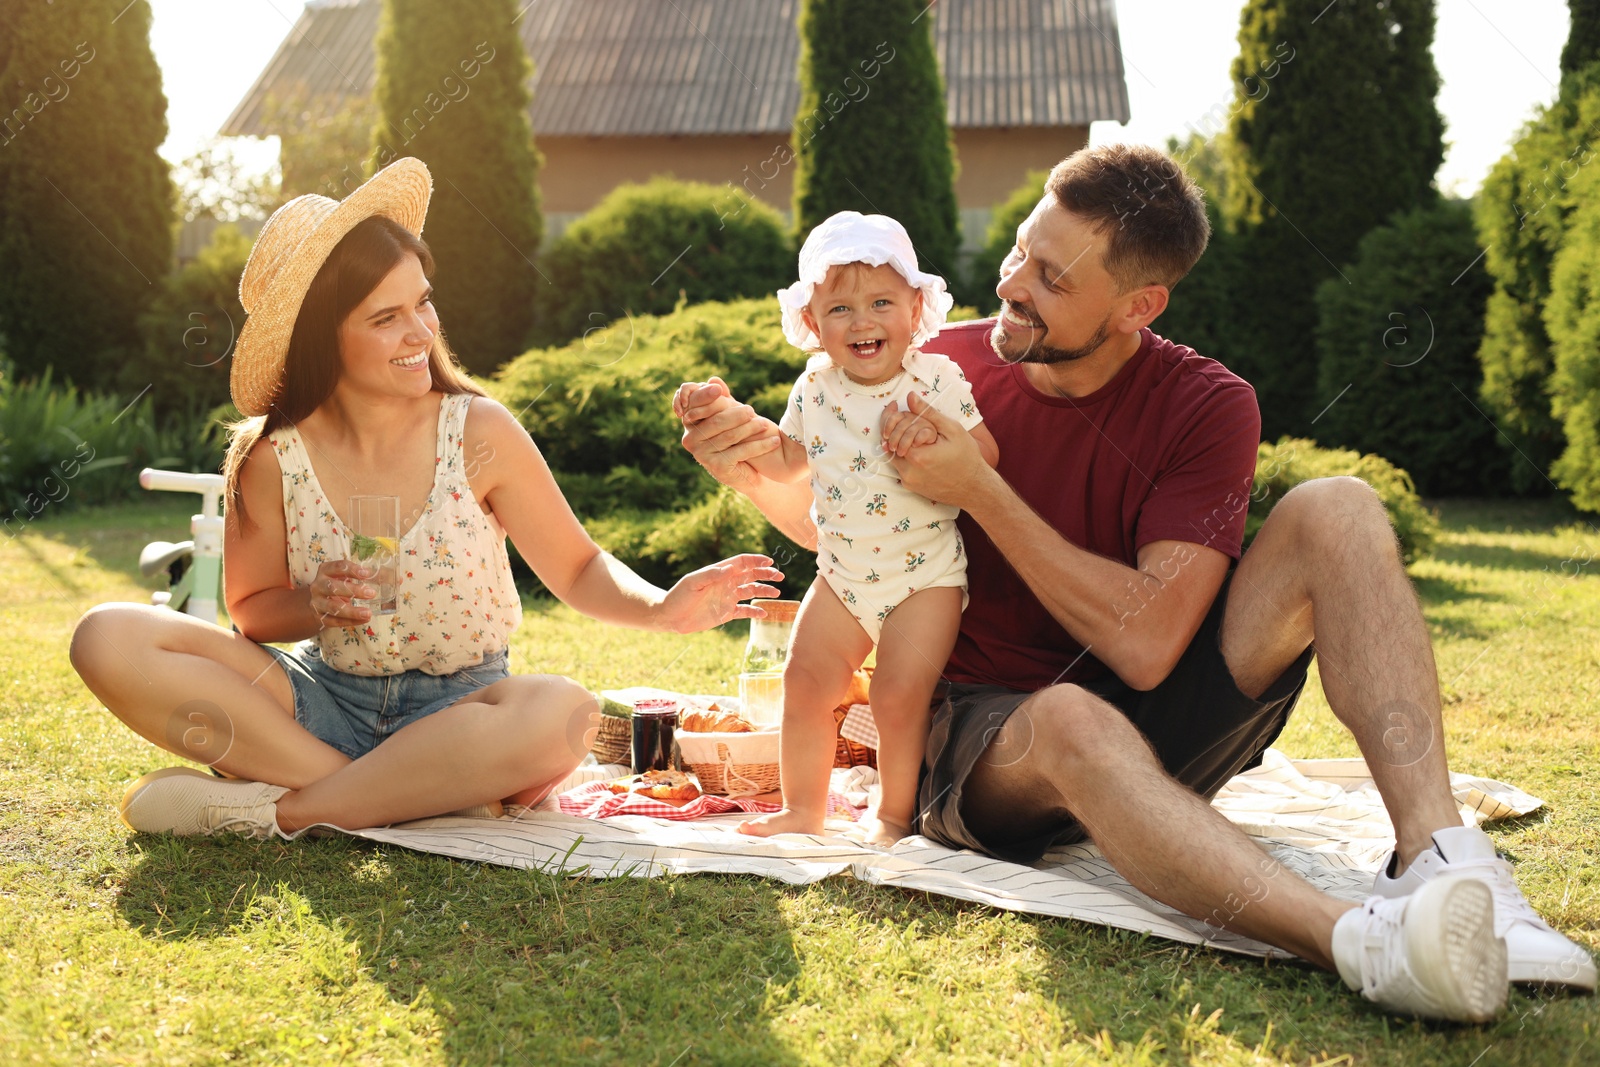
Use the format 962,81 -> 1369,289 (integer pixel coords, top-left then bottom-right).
309,559 -> 380,628
658,554 -> 785,634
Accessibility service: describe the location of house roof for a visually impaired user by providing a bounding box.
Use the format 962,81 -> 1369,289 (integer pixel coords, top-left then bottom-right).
221,0 -> 1130,138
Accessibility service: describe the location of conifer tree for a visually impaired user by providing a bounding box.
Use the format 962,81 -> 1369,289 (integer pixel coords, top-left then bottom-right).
1563,0 -> 1600,76
372,0 -> 540,373
0,0 -> 172,383
791,0 -> 961,282
1474,12 -> 1600,492
1224,0 -> 1443,435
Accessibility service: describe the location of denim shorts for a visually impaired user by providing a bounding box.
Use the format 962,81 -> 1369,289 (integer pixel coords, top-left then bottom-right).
262,642 -> 511,760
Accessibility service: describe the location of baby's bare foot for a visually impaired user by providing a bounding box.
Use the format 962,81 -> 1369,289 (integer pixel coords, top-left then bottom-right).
738,808 -> 825,837
861,816 -> 912,848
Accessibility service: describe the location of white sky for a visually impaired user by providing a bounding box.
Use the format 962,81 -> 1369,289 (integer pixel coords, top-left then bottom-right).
152,0 -> 1570,198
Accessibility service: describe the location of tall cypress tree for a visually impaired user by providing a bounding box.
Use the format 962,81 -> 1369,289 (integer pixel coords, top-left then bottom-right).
371,0 -> 541,374
792,0 -> 961,282
1563,0 -> 1600,76
0,0 -> 172,384
1474,5 -> 1600,494
1225,0 -> 1443,436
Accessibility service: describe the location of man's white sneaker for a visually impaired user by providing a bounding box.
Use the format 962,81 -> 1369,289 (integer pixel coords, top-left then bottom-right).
120,767 -> 288,840
1332,876 -> 1507,1023
1375,825 -> 1596,991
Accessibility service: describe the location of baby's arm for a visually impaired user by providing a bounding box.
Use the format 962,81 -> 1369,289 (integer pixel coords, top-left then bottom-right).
968,422 -> 1000,468
750,422 -> 811,483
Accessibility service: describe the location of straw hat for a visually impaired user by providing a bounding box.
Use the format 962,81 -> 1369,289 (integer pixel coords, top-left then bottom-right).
230,157 -> 433,417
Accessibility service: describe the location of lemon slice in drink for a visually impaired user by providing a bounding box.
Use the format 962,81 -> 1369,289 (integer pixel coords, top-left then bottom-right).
350,534 -> 399,561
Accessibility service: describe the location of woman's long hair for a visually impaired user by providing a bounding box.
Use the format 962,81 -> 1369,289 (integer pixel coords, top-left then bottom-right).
223,215 -> 485,528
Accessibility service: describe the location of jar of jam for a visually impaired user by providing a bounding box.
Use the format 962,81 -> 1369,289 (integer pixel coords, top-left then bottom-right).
630,697 -> 678,774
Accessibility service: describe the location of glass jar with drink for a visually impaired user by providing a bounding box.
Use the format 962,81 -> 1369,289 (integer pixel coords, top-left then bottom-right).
738,599 -> 799,726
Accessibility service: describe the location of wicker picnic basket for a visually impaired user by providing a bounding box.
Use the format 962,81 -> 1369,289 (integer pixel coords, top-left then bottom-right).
591,712 -> 632,766
831,666 -> 876,768
678,728 -> 781,798
833,704 -> 877,769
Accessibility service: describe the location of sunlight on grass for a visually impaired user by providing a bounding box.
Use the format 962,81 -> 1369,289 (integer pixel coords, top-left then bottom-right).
1,498 -> 1595,1065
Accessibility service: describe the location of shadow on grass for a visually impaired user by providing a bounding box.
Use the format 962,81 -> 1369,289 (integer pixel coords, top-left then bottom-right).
117,837 -> 804,1065
1432,541 -> 1595,577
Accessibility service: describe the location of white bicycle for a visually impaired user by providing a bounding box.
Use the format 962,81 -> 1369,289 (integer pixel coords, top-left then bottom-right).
137,468 -> 225,625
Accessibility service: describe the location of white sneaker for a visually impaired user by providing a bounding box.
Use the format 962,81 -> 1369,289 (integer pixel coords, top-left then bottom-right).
1375,825 -> 1596,991
1332,876 -> 1507,1022
120,767 -> 288,840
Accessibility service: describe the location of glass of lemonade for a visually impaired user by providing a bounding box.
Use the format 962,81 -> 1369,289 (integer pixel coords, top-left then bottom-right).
348,495 -> 400,616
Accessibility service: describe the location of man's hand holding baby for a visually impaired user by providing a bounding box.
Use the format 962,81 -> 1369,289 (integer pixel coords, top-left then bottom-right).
883,392 -> 1002,509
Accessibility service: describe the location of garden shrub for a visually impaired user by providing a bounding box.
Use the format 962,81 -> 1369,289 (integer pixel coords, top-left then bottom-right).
0,369 -> 225,528
491,298 -> 806,518
1312,201 -> 1508,496
531,179 -> 792,349
575,490 -> 816,599
1249,437 -> 1438,562
134,224 -> 252,418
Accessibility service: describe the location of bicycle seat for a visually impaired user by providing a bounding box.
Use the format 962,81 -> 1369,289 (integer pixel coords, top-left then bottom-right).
139,540 -> 194,577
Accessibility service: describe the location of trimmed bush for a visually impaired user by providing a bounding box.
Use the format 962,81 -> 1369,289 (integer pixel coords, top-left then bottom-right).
1249,437 -> 1438,562
133,224 -> 252,417
531,179 -> 792,349
583,490 -> 817,598
492,298 -> 805,520
1312,201 -> 1508,496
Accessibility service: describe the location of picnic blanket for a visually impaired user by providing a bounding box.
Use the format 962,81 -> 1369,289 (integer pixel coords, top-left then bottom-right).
330,748 -> 1542,959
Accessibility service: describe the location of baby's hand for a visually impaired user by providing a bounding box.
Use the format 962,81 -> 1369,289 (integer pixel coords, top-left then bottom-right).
673,377 -> 734,423
881,402 -> 939,458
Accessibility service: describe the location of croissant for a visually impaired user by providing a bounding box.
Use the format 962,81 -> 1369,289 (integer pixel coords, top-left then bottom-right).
680,709 -> 754,733
607,769 -> 702,801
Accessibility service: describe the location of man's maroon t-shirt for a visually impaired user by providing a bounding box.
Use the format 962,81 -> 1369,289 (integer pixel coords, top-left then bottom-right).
920,320 -> 1261,692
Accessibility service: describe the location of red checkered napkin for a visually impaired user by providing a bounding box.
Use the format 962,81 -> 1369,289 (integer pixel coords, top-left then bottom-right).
558,780 -> 781,821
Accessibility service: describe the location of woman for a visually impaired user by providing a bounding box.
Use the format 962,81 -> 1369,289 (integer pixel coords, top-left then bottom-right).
70,158 -> 780,839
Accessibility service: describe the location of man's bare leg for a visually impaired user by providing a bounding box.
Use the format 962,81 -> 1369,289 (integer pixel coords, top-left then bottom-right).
1223,477 -> 1463,866
960,685 -> 1353,967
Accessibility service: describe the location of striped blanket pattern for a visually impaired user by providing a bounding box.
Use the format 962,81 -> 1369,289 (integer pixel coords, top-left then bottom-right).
333,748 -> 1541,959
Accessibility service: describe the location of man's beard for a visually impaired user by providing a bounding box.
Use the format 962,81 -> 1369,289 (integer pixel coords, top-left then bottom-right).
991,303 -> 1112,365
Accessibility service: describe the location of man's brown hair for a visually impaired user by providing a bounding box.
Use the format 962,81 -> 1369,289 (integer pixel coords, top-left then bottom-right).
1045,143 -> 1211,292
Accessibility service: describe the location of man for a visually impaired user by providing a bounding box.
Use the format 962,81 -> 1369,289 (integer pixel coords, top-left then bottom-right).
675,144 -> 1594,1022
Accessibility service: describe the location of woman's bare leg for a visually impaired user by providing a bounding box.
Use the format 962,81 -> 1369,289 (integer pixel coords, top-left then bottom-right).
73,603 -> 597,831
864,586 -> 962,846
70,603 -> 349,786
739,580 -> 871,837
274,675 -> 597,831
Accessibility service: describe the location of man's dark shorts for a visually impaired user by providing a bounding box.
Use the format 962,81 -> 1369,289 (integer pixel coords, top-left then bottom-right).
916,571 -> 1315,864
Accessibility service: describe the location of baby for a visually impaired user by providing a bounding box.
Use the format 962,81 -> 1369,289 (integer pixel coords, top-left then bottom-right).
677,211 -> 999,846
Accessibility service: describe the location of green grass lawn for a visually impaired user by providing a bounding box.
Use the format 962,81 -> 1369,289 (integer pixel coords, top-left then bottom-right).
1,498 -> 1596,1065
